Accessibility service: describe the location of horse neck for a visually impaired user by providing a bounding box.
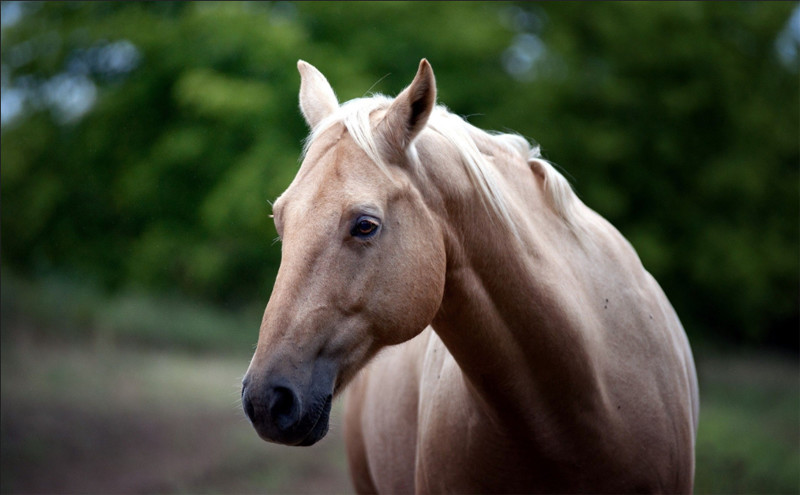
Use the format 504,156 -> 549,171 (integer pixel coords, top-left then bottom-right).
418,135 -> 605,430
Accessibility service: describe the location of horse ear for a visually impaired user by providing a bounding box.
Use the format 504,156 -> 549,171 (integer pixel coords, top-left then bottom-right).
378,59 -> 436,156
297,60 -> 339,129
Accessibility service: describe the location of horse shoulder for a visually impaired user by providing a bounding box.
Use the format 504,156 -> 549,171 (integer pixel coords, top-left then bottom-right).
574,210 -> 698,491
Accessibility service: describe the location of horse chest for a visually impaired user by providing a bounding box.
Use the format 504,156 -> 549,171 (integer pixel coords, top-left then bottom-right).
414,339 -> 626,493
414,343 -> 538,492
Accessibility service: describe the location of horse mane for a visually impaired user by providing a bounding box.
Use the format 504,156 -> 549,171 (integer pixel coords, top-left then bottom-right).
302,95 -> 583,238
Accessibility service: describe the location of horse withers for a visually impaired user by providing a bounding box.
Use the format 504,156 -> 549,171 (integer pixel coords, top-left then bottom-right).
241,59 -> 699,493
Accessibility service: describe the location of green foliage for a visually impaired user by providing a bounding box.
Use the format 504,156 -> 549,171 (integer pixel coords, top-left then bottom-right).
1,1 -> 798,348
1,270 -> 261,353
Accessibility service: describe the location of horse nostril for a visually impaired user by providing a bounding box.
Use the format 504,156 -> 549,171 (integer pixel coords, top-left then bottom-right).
269,385 -> 299,429
242,391 -> 256,423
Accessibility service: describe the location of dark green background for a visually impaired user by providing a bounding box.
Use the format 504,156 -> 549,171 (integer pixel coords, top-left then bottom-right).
1,3 -> 798,494
3,1 -> 797,350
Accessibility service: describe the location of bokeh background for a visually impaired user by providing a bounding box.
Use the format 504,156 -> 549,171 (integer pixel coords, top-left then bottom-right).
1,2 -> 798,493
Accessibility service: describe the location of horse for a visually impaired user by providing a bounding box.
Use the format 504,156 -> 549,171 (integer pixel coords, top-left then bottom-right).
241,59 -> 699,493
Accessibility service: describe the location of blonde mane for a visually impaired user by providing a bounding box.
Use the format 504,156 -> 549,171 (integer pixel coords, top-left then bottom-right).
303,95 -> 582,238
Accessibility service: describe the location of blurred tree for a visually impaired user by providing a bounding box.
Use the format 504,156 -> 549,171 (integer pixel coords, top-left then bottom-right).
497,2 -> 799,348
1,1 -> 797,348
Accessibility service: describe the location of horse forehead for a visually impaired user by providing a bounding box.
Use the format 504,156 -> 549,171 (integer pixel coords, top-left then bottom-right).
288,128 -> 384,205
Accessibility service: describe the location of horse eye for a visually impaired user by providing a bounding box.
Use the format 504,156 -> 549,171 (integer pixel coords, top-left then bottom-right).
351,216 -> 380,238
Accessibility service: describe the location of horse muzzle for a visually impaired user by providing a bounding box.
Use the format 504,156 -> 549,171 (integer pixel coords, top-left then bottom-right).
241,363 -> 336,446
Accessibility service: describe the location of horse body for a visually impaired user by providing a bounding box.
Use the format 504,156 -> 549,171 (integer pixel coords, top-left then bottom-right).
242,59 -> 698,493
345,105 -> 697,493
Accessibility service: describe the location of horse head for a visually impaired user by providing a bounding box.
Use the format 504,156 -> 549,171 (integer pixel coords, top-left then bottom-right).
241,60 -> 447,446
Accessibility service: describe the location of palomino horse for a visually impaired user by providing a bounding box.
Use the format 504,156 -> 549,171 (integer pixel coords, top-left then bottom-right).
242,59 -> 699,493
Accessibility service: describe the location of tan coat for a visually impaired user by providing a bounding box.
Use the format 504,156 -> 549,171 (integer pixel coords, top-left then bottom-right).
243,60 -> 699,494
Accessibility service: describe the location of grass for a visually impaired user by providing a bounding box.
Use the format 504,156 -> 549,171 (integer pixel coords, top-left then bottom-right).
0,271 -> 263,353
694,352 -> 799,494
1,271 -> 353,494
1,272 -> 798,493
0,339 -> 352,494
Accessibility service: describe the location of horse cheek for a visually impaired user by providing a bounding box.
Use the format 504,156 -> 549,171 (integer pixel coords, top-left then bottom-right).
385,232 -> 445,344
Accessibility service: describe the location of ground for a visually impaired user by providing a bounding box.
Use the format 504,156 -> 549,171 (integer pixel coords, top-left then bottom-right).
1,327 -> 798,494
1,332 -> 352,494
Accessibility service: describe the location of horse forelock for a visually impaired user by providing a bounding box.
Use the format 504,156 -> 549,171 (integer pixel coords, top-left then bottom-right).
300,94 -> 583,239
